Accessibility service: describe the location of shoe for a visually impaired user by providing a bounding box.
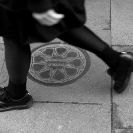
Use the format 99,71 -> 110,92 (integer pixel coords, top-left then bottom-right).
107,52 -> 133,94
0,87 -> 33,112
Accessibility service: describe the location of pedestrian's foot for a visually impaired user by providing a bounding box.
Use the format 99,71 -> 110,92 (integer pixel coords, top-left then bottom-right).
107,52 -> 133,94
0,87 -> 33,112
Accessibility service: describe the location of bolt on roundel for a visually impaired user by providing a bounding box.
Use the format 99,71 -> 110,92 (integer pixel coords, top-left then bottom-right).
28,42 -> 91,86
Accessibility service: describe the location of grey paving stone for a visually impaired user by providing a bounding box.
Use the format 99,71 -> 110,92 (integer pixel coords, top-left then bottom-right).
0,1 -> 113,133
0,103 -> 111,133
0,43 -> 8,87
28,40 -> 111,103
112,80 -> 133,129
113,129 -> 133,133
112,46 -> 133,130
0,37 -> 3,43
111,0 -> 133,46
28,0 -> 111,104
85,0 -> 110,30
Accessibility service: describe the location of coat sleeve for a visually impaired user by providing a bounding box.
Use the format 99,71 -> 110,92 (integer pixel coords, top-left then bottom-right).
28,0 -> 60,13
0,0 -> 60,12
0,0 -> 26,11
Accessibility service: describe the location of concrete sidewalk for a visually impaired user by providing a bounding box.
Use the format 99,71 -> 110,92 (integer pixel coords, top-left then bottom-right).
0,0 -> 133,132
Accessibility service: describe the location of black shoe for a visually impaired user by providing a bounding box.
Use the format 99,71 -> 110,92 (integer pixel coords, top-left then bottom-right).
0,87 -> 33,112
107,52 -> 133,94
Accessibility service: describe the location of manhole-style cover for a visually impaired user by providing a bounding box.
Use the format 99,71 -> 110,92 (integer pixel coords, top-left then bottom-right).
28,42 -> 91,86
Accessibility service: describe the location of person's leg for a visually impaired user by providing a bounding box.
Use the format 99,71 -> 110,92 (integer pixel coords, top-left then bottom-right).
59,25 -> 133,93
59,25 -> 121,69
3,36 -> 31,100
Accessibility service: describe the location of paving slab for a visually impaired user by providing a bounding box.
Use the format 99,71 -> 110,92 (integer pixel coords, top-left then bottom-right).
111,1 -> 133,131
85,0 -> 111,44
0,43 -> 8,87
0,37 -> 3,43
112,45 -> 133,131
113,129 -> 133,133
27,0 -> 111,104
85,0 -> 110,30
111,0 -> 133,46
0,0 -> 111,104
0,40 -> 111,104
27,44 -> 111,103
0,1 -> 112,132
0,103 -> 111,133
112,79 -> 133,130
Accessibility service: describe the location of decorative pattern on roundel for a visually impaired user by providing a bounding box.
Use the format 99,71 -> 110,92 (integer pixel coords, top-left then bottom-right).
28,42 -> 91,86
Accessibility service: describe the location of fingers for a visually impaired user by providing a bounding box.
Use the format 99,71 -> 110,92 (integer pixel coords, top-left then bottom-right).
33,13 -> 57,26
48,10 -> 64,19
32,9 -> 64,26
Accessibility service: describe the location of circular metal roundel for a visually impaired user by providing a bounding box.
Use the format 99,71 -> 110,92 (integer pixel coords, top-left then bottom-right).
28,42 -> 91,86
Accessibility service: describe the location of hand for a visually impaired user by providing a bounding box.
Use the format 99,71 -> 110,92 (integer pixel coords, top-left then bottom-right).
32,9 -> 64,26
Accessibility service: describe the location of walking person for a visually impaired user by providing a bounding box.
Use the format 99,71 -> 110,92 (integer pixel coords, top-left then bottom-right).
0,0 -> 132,112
